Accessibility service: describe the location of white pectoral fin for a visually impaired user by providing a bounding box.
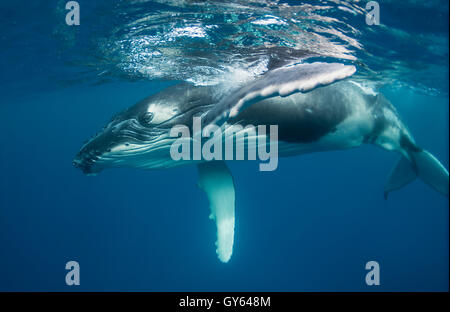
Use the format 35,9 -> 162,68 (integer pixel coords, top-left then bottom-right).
202,62 -> 356,126
197,161 -> 236,263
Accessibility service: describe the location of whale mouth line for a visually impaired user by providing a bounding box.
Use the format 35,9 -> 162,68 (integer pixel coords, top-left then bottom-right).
73,136 -> 176,174
73,151 -> 103,174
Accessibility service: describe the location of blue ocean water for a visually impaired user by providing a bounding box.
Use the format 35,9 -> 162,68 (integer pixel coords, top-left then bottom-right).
0,1 -> 448,291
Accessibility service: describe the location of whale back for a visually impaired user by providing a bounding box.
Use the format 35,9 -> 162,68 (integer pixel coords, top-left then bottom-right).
228,81 -> 375,144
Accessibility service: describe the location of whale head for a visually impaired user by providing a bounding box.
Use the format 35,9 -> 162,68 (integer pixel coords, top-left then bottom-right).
73,103 -> 171,174
73,84 -> 212,174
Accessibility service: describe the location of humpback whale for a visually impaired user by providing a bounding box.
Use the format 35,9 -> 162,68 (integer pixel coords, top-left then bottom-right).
73,62 -> 449,263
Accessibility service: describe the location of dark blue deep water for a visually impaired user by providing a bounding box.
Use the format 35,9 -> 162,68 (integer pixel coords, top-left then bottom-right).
0,1 -> 448,291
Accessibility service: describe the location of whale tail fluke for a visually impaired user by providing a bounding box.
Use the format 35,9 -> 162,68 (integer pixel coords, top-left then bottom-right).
385,149 -> 449,199
411,149 -> 449,196
384,156 -> 416,199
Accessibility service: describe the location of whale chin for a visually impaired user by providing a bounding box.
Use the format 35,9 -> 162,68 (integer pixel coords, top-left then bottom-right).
72,156 -> 104,175
73,138 -> 180,174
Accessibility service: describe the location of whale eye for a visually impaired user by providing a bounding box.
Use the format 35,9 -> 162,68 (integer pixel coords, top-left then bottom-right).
140,112 -> 154,125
